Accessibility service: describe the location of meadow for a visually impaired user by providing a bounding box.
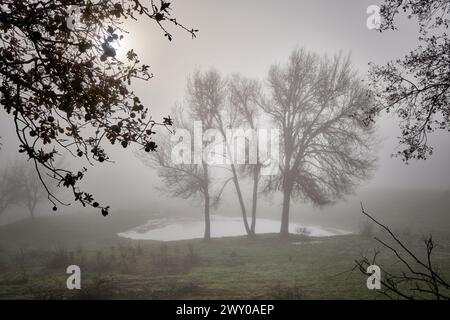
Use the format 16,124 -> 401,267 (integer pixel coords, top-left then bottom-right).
1,214 -> 449,300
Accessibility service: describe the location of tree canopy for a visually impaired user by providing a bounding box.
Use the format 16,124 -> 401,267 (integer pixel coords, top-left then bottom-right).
366,0 -> 449,161
0,0 -> 196,215
262,49 -> 376,237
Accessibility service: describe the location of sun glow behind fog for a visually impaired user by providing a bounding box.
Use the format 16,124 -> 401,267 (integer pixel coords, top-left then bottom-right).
111,36 -> 128,59
111,19 -> 145,61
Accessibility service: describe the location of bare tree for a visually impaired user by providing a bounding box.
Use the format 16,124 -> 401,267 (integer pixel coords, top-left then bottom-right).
16,158 -> 62,220
0,157 -> 62,219
261,49 -> 376,239
355,205 -> 450,300
136,107 -> 220,240
186,70 -> 254,236
21,172 -> 43,220
21,170 -> 43,220
228,74 -> 263,234
0,162 -> 23,215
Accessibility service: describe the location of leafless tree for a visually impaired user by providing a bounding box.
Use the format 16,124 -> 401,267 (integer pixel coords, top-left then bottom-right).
136,107 -> 219,240
186,69 -> 254,236
261,49 -> 376,239
228,74 -> 263,234
20,169 -> 44,220
355,205 -> 450,300
0,162 -> 23,215
16,158 -> 63,220
0,157 -> 63,219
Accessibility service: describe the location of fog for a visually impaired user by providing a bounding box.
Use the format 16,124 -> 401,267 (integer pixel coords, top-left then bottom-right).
2,1 -> 449,224
0,0 -> 449,301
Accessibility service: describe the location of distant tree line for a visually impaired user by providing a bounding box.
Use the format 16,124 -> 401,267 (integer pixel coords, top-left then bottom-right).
0,158 -> 61,219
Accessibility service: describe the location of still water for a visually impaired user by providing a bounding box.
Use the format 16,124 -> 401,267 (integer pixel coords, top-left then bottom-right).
118,215 -> 351,241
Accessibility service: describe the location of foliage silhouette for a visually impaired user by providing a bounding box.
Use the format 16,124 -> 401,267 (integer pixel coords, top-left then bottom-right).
365,0 -> 449,161
355,204 -> 450,300
0,0 -> 197,215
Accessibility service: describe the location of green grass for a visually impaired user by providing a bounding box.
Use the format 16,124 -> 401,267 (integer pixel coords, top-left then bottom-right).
0,216 -> 449,299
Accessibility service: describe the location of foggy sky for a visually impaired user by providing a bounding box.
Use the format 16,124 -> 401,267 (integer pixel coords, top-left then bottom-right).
1,0 -> 449,217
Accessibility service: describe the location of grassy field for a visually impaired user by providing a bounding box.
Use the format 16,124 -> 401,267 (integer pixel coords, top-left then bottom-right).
0,215 -> 449,299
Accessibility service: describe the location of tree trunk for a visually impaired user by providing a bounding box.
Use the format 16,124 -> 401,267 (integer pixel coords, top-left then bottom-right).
230,163 -> 252,235
280,179 -> 293,240
250,165 -> 260,235
29,206 -> 36,220
204,192 -> 211,240
203,162 -> 211,240
220,127 -> 252,236
28,199 -> 37,220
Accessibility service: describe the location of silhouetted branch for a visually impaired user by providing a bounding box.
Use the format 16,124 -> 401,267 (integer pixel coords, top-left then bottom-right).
1,0 -> 197,215
365,0 -> 450,161
355,204 -> 450,300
